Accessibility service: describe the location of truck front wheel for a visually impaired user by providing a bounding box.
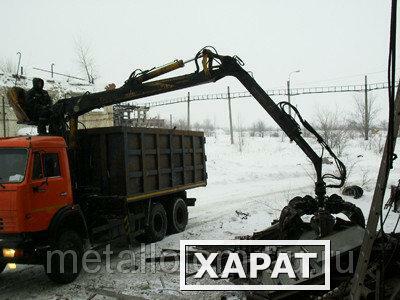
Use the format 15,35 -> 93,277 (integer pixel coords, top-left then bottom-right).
168,197 -> 188,233
44,230 -> 83,284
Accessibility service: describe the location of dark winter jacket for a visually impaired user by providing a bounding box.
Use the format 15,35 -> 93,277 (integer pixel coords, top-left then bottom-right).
25,78 -> 53,121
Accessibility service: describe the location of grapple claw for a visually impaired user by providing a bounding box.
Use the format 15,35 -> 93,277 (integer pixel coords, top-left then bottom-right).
279,195 -> 318,239
278,194 -> 365,239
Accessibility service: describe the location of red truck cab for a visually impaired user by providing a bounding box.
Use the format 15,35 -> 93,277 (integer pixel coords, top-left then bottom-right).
0,136 -> 73,234
0,136 -> 86,283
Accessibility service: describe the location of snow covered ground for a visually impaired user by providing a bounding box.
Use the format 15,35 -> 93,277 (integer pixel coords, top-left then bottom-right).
1,132 -> 399,299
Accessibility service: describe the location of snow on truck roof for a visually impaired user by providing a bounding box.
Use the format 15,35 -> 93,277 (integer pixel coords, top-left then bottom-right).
0,136 -> 67,148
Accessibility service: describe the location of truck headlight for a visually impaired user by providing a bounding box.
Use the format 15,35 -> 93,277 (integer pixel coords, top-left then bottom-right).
2,248 -> 22,258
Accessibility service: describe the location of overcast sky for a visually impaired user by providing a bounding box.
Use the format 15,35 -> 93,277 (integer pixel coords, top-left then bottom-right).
0,0 -> 398,127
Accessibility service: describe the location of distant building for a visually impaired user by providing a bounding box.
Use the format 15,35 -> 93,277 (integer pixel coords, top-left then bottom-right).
113,104 -> 166,128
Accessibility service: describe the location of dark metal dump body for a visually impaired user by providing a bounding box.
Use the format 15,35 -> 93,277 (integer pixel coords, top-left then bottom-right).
76,126 -> 207,201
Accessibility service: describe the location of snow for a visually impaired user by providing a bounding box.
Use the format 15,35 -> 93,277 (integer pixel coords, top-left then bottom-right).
0,72 -> 96,96
0,132 -> 399,299
17,126 -> 38,136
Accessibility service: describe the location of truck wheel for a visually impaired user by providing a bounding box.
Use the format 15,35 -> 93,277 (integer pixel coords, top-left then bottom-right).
168,197 -> 188,234
44,230 -> 83,284
144,203 -> 168,243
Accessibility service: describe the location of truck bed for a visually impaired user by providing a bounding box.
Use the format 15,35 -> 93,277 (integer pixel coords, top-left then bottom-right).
76,126 -> 207,201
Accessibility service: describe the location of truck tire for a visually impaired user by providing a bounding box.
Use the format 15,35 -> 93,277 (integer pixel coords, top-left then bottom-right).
168,197 -> 188,234
143,203 -> 168,243
44,230 -> 83,284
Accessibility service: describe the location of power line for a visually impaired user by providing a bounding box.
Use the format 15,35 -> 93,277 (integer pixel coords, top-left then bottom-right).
139,81 -> 397,108
33,67 -> 87,81
296,68 -> 400,85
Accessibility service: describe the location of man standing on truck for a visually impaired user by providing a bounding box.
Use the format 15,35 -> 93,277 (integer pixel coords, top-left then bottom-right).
25,78 -> 53,135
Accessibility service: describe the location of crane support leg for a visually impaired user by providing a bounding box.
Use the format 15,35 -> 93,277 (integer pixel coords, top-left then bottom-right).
350,84 -> 400,299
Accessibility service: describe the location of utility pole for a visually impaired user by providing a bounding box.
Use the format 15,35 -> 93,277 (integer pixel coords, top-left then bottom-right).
187,92 -> 190,130
170,114 -> 173,128
287,70 -> 300,117
350,84 -> 400,299
364,75 -> 369,140
15,52 -> 22,86
51,63 -> 55,78
287,80 -> 291,117
227,86 -> 234,144
2,97 -> 6,137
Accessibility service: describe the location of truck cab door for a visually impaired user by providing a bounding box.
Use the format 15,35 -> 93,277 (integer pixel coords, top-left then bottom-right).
28,150 -> 72,232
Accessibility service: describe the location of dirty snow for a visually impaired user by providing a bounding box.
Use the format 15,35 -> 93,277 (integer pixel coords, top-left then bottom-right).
0,132 -> 399,299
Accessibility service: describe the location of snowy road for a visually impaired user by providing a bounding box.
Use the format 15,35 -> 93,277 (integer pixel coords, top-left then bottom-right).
1,133 -> 399,299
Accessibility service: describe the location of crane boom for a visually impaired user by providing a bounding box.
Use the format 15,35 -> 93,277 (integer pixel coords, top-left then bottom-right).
8,48 -> 346,199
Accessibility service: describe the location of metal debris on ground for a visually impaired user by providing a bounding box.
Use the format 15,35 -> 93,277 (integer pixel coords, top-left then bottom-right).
342,185 -> 364,199
235,210 -> 250,219
385,180 -> 400,212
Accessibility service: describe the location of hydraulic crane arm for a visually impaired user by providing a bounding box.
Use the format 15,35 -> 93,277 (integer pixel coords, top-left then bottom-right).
54,65 -> 218,118
10,47 -> 346,197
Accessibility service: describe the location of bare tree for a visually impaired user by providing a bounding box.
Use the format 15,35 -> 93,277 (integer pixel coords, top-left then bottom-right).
369,131 -> 384,154
249,120 -> 267,137
0,58 -> 16,74
202,118 -> 215,137
250,120 -> 267,138
172,119 -> 187,130
75,38 -> 98,84
351,93 -> 380,140
255,120 -> 267,137
236,116 -> 245,152
192,122 -> 201,131
249,123 -> 257,137
315,108 -> 349,156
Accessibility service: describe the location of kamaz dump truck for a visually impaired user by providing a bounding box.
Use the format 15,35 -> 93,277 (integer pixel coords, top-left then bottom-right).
0,126 -> 206,283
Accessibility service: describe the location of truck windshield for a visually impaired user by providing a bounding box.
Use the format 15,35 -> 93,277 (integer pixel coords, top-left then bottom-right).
0,148 -> 28,184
